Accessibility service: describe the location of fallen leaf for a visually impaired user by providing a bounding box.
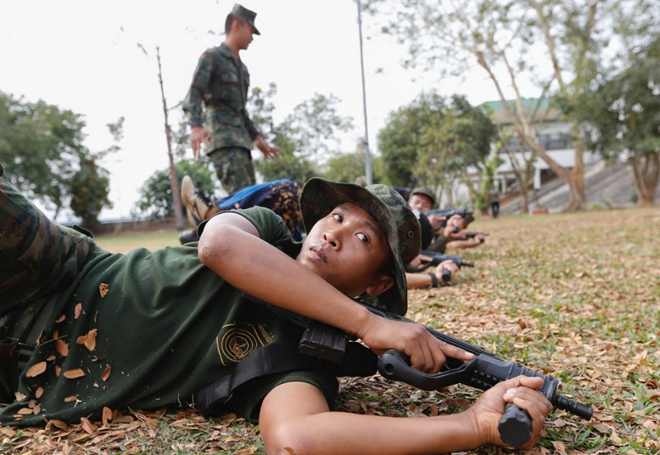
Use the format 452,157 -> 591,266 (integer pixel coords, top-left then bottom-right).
99,283 -> 109,298
17,408 -> 34,415
102,407 -> 113,427
55,314 -> 66,323
76,329 -> 97,351
46,419 -> 68,430
80,417 -> 98,434
56,339 -> 69,357
63,369 -> 85,379
101,364 -> 112,381
14,391 -> 27,401
593,423 -> 611,433
64,396 -> 78,403
84,329 -> 97,351
25,361 -> 47,378
551,440 -> 567,455
643,419 -> 657,430
74,303 -> 82,319
35,387 -> 44,399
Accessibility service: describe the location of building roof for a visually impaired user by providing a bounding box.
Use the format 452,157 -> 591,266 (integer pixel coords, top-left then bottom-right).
479,98 -> 563,126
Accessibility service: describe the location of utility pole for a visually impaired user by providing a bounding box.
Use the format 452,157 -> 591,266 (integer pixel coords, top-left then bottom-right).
356,0 -> 373,185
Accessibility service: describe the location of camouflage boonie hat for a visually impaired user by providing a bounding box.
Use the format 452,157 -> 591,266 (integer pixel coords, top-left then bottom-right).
300,178 -> 422,315
231,3 -> 260,35
411,187 -> 436,207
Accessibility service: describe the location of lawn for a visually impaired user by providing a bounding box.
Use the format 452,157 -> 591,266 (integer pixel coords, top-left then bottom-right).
2,207 -> 659,454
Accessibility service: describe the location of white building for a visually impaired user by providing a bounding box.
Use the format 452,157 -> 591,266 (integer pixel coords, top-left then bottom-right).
480,98 -> 600,193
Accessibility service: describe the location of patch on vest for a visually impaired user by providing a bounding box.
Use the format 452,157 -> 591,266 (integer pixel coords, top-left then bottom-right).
216,322 -> 273,366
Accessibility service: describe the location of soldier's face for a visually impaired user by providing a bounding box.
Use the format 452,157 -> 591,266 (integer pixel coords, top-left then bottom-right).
236,20 -> 255,50
297,203 -> 394,297
409,194 -> 433,212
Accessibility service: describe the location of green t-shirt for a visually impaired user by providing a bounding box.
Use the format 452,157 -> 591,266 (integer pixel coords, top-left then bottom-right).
0,207 -> 337,426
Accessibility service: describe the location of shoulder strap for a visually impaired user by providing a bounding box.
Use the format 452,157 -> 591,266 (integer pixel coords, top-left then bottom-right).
195,341 -> 377,417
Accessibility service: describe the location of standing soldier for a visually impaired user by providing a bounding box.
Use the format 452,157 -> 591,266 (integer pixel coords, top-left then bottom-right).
183,3 -> 279,198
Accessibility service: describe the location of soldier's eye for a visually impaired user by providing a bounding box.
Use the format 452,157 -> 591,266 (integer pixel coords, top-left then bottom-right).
332,213 -> 343,223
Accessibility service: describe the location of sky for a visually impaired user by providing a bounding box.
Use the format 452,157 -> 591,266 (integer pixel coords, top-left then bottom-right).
0,0 -> 530,221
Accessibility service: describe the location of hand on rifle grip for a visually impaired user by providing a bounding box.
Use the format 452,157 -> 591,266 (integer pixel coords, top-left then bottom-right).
441,268 -> 452,283
498,402 -> 533,447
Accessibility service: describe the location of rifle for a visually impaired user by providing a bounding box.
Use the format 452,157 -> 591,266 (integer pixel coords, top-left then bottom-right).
465,231 -> 489,239
424,207 -> 473,221
423,208 -> 473,234
295,302 -> 593,448
405,251 -> 475,275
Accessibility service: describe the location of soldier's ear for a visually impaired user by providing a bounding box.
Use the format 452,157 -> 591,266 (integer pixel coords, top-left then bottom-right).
365,275 -> 394,297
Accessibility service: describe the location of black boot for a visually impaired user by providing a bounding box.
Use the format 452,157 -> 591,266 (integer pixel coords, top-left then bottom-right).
179,229 -> 200,245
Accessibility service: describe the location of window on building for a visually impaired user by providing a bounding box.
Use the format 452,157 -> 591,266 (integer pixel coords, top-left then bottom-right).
537,133 -> 572,150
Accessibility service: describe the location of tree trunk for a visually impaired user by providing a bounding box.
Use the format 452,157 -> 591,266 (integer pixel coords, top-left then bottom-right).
156,47 -> 186,230
632,153 -> 660,206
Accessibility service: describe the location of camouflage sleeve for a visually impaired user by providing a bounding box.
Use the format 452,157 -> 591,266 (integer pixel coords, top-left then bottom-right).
183,50 -> 214,128
241,64 -> 261,141
245,112 -> 260,141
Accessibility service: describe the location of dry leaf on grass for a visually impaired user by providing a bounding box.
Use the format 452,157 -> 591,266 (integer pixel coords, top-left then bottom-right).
74,303 -> 82,319
80,417 -> 98,434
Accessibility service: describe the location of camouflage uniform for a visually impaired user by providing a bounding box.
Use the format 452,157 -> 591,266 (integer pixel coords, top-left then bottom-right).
0,163 -> 96,401
183,42 -> 260,194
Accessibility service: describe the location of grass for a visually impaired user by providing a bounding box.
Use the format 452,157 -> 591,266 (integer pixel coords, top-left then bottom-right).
93,229 -> 182,254
2,206 -> 660,454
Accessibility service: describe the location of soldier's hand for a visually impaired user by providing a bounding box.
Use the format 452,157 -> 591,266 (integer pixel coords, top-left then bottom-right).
435,260 -> 458,283
255,136 -> 280,160
191,127 -> 211,158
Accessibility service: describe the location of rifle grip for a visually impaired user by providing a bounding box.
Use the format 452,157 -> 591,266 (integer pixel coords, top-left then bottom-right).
441,269 -> 452,283
498,403 -> 532,447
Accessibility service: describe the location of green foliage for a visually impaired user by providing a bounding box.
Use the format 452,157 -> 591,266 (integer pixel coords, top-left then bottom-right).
0,90 -> 114,223
256,133 -> 318,184
133,160 -> 215,219
69,156 -> 112,231
378,92 -> 496,193
474,153 -> 504,212
323,152 -> 367,184
574,38 -> 660,205
250,87 -> 353,183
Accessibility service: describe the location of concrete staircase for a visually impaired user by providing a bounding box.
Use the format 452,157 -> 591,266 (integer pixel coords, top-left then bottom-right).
501,161 -> 659,214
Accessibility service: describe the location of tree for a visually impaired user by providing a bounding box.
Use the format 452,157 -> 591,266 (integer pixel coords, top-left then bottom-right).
363,0 -> 660,211
256,133 -> 318,184
575,39 -> 660,206
69,156 -> 112,230
377,92 -> 444,187
0,91 -> 114,223
377,92 -> 496,205
251,90 -> 354,182
324,151 -> 367,184
132,160 -> 216,220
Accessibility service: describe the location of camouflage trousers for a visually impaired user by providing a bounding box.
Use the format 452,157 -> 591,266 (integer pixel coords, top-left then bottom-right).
208,146 -> 256,195
0,163 -> 96,342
